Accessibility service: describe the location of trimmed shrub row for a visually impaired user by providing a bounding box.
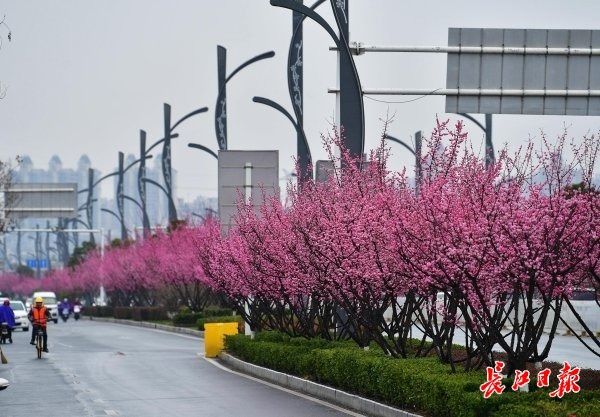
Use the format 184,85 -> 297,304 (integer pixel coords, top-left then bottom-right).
172,307 -> 233,326
83,306 -> 114,317
225,333 -> 599,417
196,315 -> 244,332
86,306 -> 167,321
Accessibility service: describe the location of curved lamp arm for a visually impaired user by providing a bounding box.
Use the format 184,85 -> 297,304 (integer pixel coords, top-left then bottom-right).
78,155 -> 153,193
124,155 -> 153,174
171,107 -> 209,132
191,212 -> 205,221
457,113 -> 485,132
252,96 -> 312,166
226,51 -> 275,84
101,208 -> 122,223
91,172 -> 118,189
142,178 -> 178,221
271,0 -> 364,157
122,194 -> 144,213
70,218 -> 91,230
215,49 -> 276,150
272,0 -> 340,46
384,134 -> 415,156
77,198 -> 98,211
287,0 -> 327,122
145,133 -> 180,155
141,178 -> 169,198
187,143 -> 219,160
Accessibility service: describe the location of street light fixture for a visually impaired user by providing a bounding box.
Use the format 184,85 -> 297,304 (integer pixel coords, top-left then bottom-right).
187,143 -> 218,160
252,96 -> 312,184
457,113 -> 494,167
384,131 -> 422,192
140,178 -> 176,223
142,105 -> 209,224
271,0 -> 365,161
215,47 -> 275,151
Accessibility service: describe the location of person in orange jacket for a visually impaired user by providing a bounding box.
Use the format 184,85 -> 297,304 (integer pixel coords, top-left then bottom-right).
28,297 -> 52,352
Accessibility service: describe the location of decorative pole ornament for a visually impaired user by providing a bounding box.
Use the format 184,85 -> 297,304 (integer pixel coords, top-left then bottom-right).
214,46 -> 275,150
252,97 -> 312,183
288,0 -> 326,183
138,130 -> 151,235
117,152 -> 127,241
216,46 -> 227,151
458,113 -> 495,168
271,0 -> 365,161
86,168 -> 95,244
162,104 -> 177,223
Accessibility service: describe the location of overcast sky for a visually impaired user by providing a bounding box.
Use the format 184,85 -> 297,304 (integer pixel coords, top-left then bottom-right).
1,0 -> 599,199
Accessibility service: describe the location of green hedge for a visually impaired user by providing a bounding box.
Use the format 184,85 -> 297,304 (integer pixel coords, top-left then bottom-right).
83,306 -> 114,317
131,307 -> 168,321
203,308 -> 234,317
113,306 -> 133,319
109,306 -> 168,321
225,333 -> 599,417
172,307 -> 234,326
172,308 -> 202,326
197,315 -> 243,331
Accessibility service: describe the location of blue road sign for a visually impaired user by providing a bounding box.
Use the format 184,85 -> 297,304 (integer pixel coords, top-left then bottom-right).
25,259 -> 48,269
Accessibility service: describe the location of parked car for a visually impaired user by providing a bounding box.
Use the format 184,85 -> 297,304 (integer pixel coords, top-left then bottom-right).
31,292 -> 59,324
9,300 -> 28,332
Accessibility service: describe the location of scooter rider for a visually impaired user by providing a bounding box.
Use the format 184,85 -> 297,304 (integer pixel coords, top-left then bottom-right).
72,299 -> 82,320
28,297 -> 52,352
59,298 -> 71,321
0,299 -> 15,343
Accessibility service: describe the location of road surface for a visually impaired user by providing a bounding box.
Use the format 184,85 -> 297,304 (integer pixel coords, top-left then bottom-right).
0,320 -> 356,417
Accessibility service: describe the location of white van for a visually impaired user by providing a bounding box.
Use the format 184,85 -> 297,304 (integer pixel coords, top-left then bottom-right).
32,292 -> 59,324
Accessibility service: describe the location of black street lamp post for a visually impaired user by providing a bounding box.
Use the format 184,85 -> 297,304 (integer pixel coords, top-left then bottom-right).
187,143 -> 218,160
81,153 -> 152,242
141,178 -> 175,222
215,47 -> 275,151
252,1 -> 326,185
138,131 -> 151,236
271,0 -> 364,162
384,131 -> 422,191
252,97 -> 312,183
143,105 -> 209,225
458,113 -> 494,167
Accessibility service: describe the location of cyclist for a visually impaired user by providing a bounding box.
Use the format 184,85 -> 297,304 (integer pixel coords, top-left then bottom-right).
28,296 -> 51,352
0,299 -> 15,343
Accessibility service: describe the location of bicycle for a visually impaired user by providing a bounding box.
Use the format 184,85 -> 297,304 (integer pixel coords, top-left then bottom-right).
35,327 -> 44,359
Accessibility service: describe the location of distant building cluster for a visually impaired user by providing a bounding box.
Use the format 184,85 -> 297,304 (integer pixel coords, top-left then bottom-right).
2,154 -> 216,273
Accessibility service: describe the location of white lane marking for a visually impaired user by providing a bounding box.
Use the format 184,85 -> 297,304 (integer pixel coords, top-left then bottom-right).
202,356 -> 364,417
55,341 -> 74,348
104,410 -> 120,416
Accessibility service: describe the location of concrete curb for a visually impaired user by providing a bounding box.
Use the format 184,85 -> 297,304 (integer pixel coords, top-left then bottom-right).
219,352 -> 423,417
86,316 -> 204,338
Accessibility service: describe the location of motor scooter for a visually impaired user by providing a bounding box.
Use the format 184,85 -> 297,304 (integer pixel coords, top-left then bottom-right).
73,305 -> 81,321
0,323 -> 11,344
60,306 -> 70,323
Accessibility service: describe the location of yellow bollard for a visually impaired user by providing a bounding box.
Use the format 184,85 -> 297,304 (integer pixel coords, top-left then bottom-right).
204,322 -> 238,358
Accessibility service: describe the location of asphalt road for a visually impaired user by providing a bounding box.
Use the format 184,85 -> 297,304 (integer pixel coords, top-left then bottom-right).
0,321 -> 356,417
